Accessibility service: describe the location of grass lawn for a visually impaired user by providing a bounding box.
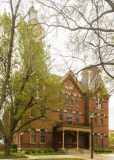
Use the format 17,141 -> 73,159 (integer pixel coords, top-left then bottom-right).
0,151 -> 84,160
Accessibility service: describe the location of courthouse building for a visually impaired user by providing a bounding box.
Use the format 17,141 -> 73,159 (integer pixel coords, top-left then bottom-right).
13,7 -> 110,152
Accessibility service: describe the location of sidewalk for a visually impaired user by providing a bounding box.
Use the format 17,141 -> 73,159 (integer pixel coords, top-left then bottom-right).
26,154 -> 113,160
2,154 -> 114,160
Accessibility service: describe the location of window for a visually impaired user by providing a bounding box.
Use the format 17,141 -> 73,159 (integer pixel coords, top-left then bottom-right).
94,113 -> 97,124
59,93 -> 62,103
95,99 -> 98,108
67,110 -> 72,124
59,110 -> 63,121
41,129 -> 45,143
30,108 -> 35,117
100,114 -> 103,125
76,95 -> 79,106
71,94 -> 73,105
41,106 -> 45,117
31,129 -> 36,143
94,134 -> 97,144
75,112 -> 79,122
99,99 -> 102,109
100,134 -> 104,145
65,93 -> 68,105
95,98 -> 102,109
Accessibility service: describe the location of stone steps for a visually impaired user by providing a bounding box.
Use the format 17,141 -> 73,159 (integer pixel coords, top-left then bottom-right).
64,149 -> 92,155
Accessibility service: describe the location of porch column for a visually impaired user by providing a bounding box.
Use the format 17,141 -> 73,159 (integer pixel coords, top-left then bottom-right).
62,130 -> 65,150
89,132 -> 91,150
77,131 -> 79,150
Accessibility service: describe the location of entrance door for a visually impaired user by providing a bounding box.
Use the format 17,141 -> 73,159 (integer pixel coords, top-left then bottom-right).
79,132 -> 89,149
67,135 -> 72,148
72,136 -> 77,148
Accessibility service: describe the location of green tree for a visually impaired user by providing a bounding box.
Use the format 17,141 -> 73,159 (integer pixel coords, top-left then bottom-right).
0,9 -> 63,156
109,131 -> 114,149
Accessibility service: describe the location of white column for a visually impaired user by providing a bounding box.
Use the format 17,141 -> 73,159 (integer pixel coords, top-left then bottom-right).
77,131 -> 79,150
62,130 -> 65,150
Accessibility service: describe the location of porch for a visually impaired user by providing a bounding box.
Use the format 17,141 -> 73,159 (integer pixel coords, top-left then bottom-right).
53,122 -> 92,150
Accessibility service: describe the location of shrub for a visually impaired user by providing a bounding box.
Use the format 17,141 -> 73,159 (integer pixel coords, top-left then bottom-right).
37,150 -> 42,153
11,144 -> 17,152
109,149 -> 112,153
31,149 -> 36,153
43,149 -> 48,153
48,149 -> 53,152
105,150 -> 109,153
10,149 -> 16,153
25,149 -> 31,154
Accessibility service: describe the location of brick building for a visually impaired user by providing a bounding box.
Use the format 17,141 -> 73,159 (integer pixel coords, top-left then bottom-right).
13,7 -> 110,152
13,69 -> 109,151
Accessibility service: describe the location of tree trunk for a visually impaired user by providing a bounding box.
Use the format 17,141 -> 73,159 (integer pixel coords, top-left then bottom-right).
4,137 -> 12,156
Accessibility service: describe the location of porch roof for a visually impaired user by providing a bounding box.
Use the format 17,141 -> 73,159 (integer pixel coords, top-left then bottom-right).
54,122 -> 91,133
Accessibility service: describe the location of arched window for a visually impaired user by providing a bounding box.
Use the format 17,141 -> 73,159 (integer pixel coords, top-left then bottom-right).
41,129 -> 45,143
76,95 -> 79,106
67,110 -> 72,124
94,133 -> 97,144
94,113 -> 97,124
31,129 -> 36,143
71,94 -> 73,105
59,110 -> 63,121
75,111 -> 79,122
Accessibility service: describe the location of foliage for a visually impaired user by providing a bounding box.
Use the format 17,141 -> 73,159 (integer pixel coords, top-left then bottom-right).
25,150 -> 31,154
11,144 -> 17,152
109,131 -> 114,149
94,149 -> 112,154
31,149 -> 36,153
10,149 -> 16,153
48,149 -> 53,152
0,6 -> 63,156
43,149 -> 48,153
37,150 -> 42,153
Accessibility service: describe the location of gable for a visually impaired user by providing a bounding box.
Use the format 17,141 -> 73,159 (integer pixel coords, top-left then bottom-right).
60,71 -> 84,95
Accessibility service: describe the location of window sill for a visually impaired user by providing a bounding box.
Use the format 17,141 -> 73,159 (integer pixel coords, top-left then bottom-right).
76,106 -> 80,108
30,143 -> 37,144
95,108 -> 103,110
40,143 -> 46,144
